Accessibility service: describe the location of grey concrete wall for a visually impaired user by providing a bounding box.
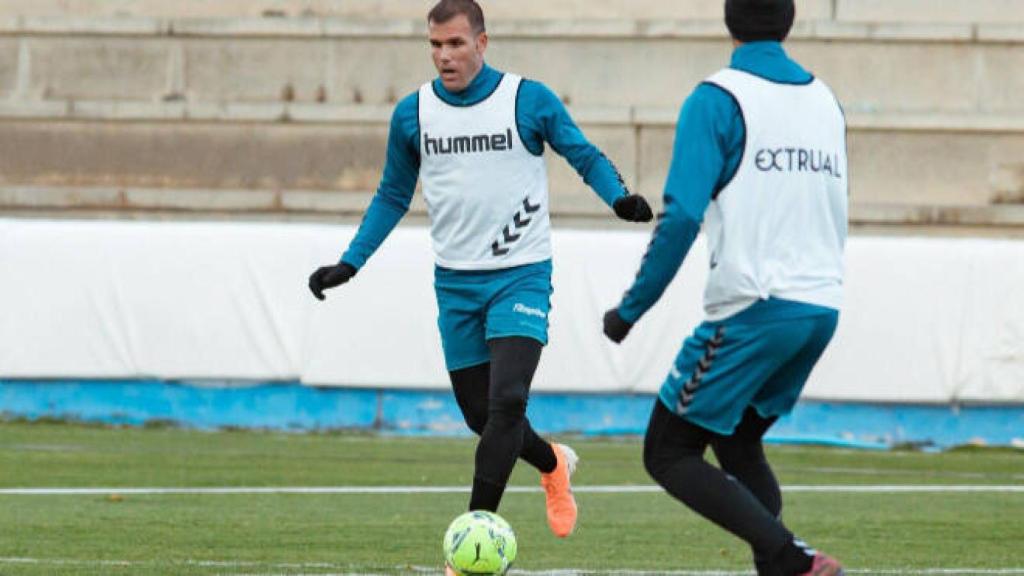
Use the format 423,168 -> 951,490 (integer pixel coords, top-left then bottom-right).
23,37 -> 171,101
0,0 -> 834,21
0,15 -> 1021,228
3,25 -> 1021,113
2,113 -> 1021,219
0,38 -> 18,95
836,0 -> 1024,25
0,121 -> 386,191
3,0 -> 1024,24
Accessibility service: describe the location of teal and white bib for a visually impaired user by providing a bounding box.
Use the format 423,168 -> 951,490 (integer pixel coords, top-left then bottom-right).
418,73 -> 551,270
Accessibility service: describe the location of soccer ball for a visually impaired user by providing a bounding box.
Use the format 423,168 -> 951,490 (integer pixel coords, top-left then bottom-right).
442,510 -> 517,576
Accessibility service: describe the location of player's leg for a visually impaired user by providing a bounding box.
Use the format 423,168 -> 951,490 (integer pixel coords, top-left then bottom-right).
468,337 -> 575,537
436,269 -> 553,470
450,361 -> 557,473
450,363 -> 491,434
472,260 -> 576,535
434,268 -> 493,576
750,311 -> 843,575
468,336 -> 543,512
712,408 -> 780,516
711,408 -> 781,575
434,265 -> 549,480
643,399 -> 803,565
648,314 -> 835,575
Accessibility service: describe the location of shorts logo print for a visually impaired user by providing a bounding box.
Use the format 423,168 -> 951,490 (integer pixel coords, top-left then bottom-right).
676,326 -> 725,415
513,303 -> 547,319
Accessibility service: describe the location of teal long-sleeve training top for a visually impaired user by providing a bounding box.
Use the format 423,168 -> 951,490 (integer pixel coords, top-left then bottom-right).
340,63 -> 630,270
617,42 -> 820,324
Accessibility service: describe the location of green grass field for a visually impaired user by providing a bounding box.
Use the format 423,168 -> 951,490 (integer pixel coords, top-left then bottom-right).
2,420 -> 1023,575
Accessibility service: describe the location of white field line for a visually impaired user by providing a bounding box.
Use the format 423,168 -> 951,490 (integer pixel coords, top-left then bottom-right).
216,572 -> 1024,576
785,465 -> 1024,481
1,485 -> 1023,496
3,558 -> 1024,575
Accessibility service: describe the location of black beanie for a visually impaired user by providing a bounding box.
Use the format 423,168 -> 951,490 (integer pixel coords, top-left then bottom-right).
725,0 -> 796,42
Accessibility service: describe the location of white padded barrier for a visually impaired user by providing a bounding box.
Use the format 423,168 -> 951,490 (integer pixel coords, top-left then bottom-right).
1,219 -> 1022,403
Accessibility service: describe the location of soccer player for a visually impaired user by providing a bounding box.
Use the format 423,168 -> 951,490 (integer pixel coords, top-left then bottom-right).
601,1 -> 847,575
307,0 -> 653,557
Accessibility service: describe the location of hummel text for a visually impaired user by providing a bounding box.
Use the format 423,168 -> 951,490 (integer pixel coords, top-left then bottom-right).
424,129 -> 514,156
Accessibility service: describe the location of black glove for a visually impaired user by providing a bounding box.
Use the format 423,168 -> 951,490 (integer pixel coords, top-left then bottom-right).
308,262 -> 357,301
613,194 -> 654,223
603,308 -> 634,344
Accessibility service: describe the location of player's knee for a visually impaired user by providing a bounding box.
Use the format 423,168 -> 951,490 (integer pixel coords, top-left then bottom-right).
487,371 -> 529,421
644,428 -> 706,486
488,394 -> 527,422
461,408 -> 488,435
716,438 -> 765,471
718,441 -> 768,475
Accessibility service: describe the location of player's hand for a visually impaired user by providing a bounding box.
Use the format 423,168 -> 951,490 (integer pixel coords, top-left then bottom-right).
308,262 -> 357,301
613,194 -> 654,223
603,308 -> 634,344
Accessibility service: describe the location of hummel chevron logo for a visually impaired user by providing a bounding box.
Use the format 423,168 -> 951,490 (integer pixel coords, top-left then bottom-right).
490,196 -> 541,258
675,326 -> 726,412
502,225 -> 521,243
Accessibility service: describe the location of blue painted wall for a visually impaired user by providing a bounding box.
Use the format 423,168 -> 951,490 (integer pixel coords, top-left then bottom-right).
2,380 -> 1022,449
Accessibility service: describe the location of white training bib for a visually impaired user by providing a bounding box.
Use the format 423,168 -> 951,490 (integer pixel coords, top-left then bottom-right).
418,74 -> 551,270
701,68 -> 849,321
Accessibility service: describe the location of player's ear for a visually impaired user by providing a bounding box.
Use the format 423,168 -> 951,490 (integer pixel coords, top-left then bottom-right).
476,31 -> 488,54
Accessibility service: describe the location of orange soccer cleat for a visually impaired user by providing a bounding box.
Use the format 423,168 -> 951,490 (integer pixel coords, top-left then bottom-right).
539,443 -> 579,537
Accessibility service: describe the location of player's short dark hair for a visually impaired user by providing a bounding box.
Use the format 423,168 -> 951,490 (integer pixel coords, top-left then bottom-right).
427,0 -> 486,35
725,0 -> 795,42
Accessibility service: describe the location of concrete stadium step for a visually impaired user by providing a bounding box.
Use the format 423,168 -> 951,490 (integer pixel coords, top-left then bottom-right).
0,13 -> 1020,226
1,0 -> 1023,25
0,110 -> 1021,220
0,19 -> 1021,114
0,1 -> 829,21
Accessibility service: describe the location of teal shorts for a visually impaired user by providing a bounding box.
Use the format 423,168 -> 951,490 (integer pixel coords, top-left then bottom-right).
434,260 -> 553,371
658,298 -> 839,436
